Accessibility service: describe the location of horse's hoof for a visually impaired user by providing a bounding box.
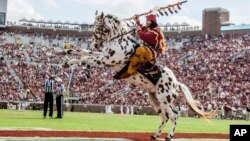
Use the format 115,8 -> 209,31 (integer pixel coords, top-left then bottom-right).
59,50 -> 67,55
81,61 -> 86,66
150,135 -> 157,141
86,64 -> 91,69
165,137 -> 171,141
62,62 -> 70,68
61,49 -> 72,55
67,49 -> 73,54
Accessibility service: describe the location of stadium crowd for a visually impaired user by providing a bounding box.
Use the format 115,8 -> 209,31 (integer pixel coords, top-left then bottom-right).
0,30 -> 249,119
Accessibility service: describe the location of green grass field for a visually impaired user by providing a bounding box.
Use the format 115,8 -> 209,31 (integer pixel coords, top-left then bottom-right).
0,110 -> 248,133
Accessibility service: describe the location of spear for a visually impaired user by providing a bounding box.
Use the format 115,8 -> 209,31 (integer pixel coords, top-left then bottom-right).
123,0 -> 188,21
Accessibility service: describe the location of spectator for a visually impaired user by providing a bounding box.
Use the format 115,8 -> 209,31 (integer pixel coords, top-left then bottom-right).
0,31 -> 249,120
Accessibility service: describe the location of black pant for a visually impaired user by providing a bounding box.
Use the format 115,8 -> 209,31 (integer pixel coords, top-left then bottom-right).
56,95 -> 63,118
43,92 -> 53,117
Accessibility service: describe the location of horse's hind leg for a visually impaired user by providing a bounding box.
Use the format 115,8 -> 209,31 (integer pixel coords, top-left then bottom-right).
148,93 -> 161,113
154,93 -> 178,141
149,93 -> 168,140
165,105 -> 178,141
150,109 -> 169,141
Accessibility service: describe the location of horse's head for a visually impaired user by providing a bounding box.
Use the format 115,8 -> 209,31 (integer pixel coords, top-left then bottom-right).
92,12 -> 125,51
93,12 -> 112,41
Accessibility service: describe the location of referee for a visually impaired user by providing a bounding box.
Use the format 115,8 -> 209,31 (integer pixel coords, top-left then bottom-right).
43,75 -> 54,119
55,79 -> 64,119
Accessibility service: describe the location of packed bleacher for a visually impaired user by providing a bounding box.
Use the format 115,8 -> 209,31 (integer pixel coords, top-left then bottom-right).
0,30 -> 249,119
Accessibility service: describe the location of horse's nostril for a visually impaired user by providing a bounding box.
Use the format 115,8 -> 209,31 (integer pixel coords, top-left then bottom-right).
95,44 -> 98,48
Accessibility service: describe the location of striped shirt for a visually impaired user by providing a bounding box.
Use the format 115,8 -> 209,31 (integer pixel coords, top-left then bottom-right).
44,79 -> 54,93
56,85 -> 64,96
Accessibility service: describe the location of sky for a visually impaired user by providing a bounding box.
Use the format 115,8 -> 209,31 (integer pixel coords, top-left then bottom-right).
6,0 -> 250,26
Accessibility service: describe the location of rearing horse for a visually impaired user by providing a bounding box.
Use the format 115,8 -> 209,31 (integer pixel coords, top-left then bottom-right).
62,12 -> 213,141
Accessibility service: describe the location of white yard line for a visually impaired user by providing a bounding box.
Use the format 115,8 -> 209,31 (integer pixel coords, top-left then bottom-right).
0,127 -> 52,131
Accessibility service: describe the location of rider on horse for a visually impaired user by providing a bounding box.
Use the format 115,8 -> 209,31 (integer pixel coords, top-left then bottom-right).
117,14 -> 167,79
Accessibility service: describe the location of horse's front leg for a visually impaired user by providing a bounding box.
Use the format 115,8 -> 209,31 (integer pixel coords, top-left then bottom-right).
78,55 -> 106,66
62,58 -> 83,68
63,49 -> 101,56
63,55 -> 107,68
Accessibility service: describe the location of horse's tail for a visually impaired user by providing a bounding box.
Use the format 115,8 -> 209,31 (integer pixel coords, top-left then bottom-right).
178,82 -> 215,120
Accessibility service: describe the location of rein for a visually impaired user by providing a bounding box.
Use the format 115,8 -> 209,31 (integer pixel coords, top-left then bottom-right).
93,17 -> 110,41
108,29 -> 136,42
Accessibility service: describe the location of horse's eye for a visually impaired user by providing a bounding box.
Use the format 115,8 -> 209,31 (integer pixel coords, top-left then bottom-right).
104,29 -> 109,32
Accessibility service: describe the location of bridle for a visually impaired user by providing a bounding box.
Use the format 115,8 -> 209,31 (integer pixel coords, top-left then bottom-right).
92,15 -> 136,50
93,17 -> 110,41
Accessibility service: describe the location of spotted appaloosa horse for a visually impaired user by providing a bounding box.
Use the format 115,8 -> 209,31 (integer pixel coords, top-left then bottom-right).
62,12 -> 213,141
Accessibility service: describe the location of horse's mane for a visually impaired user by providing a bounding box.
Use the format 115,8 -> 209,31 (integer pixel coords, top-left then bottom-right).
105,14 -> 120,25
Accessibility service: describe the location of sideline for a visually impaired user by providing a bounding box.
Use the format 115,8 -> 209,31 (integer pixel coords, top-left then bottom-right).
0,137 -> 133,141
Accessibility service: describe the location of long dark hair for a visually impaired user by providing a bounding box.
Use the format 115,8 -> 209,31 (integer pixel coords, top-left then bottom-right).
149,21 -> 158,29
